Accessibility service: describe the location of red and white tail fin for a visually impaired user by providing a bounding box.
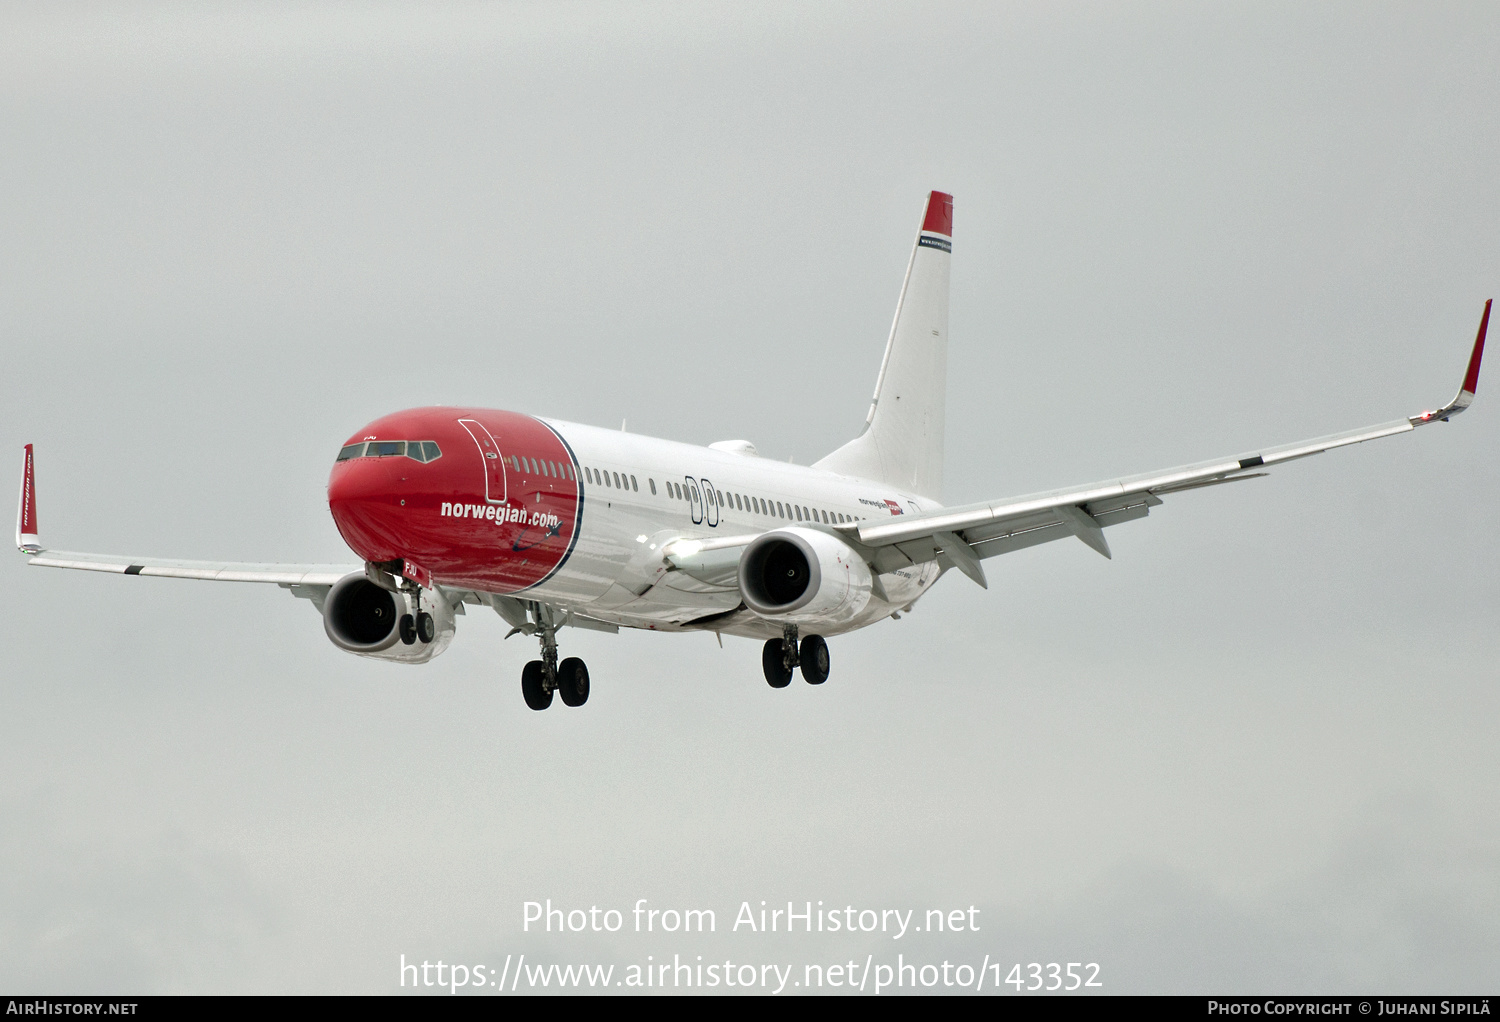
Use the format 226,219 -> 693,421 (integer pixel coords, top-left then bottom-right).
815,191 -> 952,499
16,444 -> 40,554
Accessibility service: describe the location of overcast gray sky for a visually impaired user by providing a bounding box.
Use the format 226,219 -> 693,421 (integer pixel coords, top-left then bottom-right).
3,1 -> 1499,994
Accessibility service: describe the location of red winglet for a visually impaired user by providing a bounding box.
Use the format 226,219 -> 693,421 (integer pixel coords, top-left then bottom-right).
1462,298 -> 1490,396
17,443 -> 40,552
922,191 -> 953,237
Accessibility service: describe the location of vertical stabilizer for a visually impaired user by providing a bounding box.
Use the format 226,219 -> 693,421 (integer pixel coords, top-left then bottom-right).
814,191 -> 951,499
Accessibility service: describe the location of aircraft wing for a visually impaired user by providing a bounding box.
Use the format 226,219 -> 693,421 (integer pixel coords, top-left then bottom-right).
841,301 -> 1491,588
15,442 -> 359,606
23,549 -> 354,585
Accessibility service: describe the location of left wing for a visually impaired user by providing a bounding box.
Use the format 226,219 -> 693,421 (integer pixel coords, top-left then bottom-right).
840,301 -> 1490,587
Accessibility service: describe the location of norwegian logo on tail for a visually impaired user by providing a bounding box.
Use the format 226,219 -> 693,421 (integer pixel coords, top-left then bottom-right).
16,444 -> 40,553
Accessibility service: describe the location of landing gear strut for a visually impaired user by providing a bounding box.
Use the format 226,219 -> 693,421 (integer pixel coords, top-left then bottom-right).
397,585 -> 435,645
762,625 -> 830,687
520,602 -> 588,710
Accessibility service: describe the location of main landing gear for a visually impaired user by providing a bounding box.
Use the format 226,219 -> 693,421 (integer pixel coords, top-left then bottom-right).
520,602 -> 589,711
762,624 -> 830,688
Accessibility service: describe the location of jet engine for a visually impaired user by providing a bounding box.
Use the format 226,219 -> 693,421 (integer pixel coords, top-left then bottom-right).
322,572 -> 456,663
738,527 -> 873,627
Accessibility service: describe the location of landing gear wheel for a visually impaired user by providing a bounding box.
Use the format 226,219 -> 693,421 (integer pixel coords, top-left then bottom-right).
558,657 -> 590,707
800,634 -> 829,685
415,611 -> 436,643
398,614 -> 417,645
762,639 -> 793,688
521,660 -> 552,710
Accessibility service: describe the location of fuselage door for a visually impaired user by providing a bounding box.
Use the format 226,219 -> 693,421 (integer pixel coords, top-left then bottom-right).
685,476 -> 703,525
701,477 -> 719,527
458,419 -> 507,504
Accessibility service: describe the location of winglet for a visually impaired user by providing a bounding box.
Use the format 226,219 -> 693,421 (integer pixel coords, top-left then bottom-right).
1461,298 -> 1490,399
16,444 -> 40,554
1412,299 -> 1490,424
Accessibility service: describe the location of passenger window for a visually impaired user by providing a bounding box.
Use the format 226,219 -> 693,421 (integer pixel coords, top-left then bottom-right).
631,475 -> 638,491
649,479 -> 657,495
337,443 -> 365,461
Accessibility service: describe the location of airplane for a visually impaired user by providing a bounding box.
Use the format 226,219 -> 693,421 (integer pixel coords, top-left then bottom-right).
14,192 -> 1490,710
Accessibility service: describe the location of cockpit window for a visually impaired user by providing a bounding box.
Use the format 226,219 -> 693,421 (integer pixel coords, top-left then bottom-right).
338,440 -> 440,463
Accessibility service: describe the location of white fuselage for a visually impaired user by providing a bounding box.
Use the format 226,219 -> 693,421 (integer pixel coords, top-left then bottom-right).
534,420 -> 942,638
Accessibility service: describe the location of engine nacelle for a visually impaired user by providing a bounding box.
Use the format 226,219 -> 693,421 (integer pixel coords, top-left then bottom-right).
322,572 -> 456,664
739,527 -> 873,628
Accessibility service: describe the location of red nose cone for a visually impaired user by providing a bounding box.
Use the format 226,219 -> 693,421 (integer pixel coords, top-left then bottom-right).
328,457 -> 404,563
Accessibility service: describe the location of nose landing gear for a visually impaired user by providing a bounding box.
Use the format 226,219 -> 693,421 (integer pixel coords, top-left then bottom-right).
398,588 -> 436,646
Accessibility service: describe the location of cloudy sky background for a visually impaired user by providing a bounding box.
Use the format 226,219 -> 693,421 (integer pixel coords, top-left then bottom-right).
2,1 -> 1498,993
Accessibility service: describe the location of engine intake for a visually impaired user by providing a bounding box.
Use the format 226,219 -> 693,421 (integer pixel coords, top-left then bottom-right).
320,572 -> 458,663
323,573 -> 401,652
739,528 -> 873,626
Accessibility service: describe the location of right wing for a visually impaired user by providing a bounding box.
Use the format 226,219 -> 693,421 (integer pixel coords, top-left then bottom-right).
839,301 -> 1490,587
